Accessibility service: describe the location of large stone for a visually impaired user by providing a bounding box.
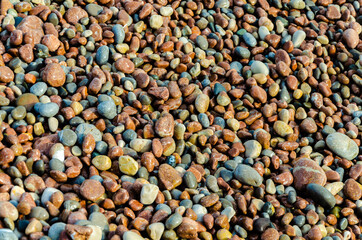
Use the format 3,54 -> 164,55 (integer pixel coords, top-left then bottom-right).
234,164 -> 263,187
326,132 -> 358,160
293,158 -> 327,190
158,164 -> 182,190
306,183 -> 336,209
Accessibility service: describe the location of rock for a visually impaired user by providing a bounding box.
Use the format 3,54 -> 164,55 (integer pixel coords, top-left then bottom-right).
326,5 -> 341,19
118,156 -> 139,175
0,66 -> 14,83
0,229 -> 17,240
177,218 -> 199,239
343,29 -> 359,49
147,222 -> 164,240
306,183 -> 336,209
42,63 -> 66,87
273,121 -> 293,137
140,184 -> 159,205
292,30 -> 306,48
123,231 -> 145,240
158,164 -> 182,190
165,213 -> 183,230
41,187 -> 61,205
216,91 -> 231,106
85,3 -> 103,16
251,61 -> 269,75
80,179 -> 105,202
75,123 -> 102,143
155,113 -> 174,137
289,0 -> 305,9
343,179 -> 362,200
17,16 -> 44,45
65,7 -> 88,24
150,15 -> 163,29
30,206 -> 49,220
36,102 -> 59,117
196,35 -> 208,50
0,201 -> 18,221
48,223 -> 66,240
234,164 -> 263,187
300,118 -> 318,133
115,57 -> 135,73
92,155 -> 111,171
0,0 -> 13,15
130,139 -> 152,152
95,45 -> 109,65
58,129 -> 77,146
325,182 -> 344,195
261,228 -> 279,240
243,32 -> 257,47
244,140 -> 262,158
42,34 -> 60,52
97,100 -> 117,119
326,132 -> 358,160
30,82 -> 47,96
16,93 -> 39,111
195,94 -> 210,113
293,158 -> 327,190
112,24 -> 125,44
254,218 -> 271,232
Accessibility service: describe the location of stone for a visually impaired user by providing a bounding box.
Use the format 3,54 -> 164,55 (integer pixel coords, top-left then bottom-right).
147,222 -> 164,240
140,184 -> 159,205
118,156 -> 139,175
41,187 -> 61,205
326,5 -> 341,19
0,229 -> 17,240
30,206 -> 49,220
343,29 -> 359,49
343,179 -> 362,200
17,16 -> 44,45
293,158 -> 327,190
292,30 -> 306,48
97,100 -> 117,119
30,82 -> 47,96
150,15 -> 163,29
234,164 -> 263,187
196,35 -> 208,50
80,179 -> 105,202
273,121 -> 293,137
251,61 -> 269,75
95,45 -> 109,65
92,155 -> 111,171
65,7 -> 88,24
306,183 -> 336,209
195,94 -> 210,113
123,231 -> 145,240
58,129 -> 77,146
158,164 -> 182,190
48,223 -> 66,240
243,32 -> 257,47
115,57 -> 135,73
112,24 -> 125,44
261,228 -> 279,240
42,63 -> 66,87
155,113 -> 174,137
326,132 -> 358,160
244,140 -> 262,158
16,93 -> 39,111
289,0 -> 305,9
324,182 -> 344,195
36,102 -> 59,118
165,213 -> 183,230
0,201 -> 18,221
130,139 -> 152,152
75,123 -> 102,143
0,66 -> 14,83
300,118 -> 318,133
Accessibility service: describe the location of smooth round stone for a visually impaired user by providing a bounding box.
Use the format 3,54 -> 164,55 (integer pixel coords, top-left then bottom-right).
75,123 -> 102,143
193,204 -> 207,222
48,223 -> 66,240
196,35 -> 208,50
97,100 -> 117,119
183,171 -> 197,189
215,0 -> 230,8
251,61 -> 269,75
293,158 -> 327,190
95,45 -> 109,65
326,132 -> 358,160
289,0 -> 305,9
147,223 -> 164,240
0,229 -> 17,240
58,129 -> 77,146
41,187 -> 60,206
112,24 -> 125,44
195,94 -> 210,113
150,15 -> 163,29
243,32 -> 257,47
216,92 -> 231,106
123,231 -> 145,240
306,183 -> 336,209
292,30 -> 306,48
123,129 -> 137,142
165,213 -> 183,230
11,106 -> 26,120
130,139 -> 152,152
0,202 -> 18,221
29,207 -> 49,220
160,6 -> 173,16
244,140 -> 262,158
119,156 -> 139,176
140,184 -> 159,205
30,82 -> 47,96
87,225 -> 103,240
235,46 -> 250,59
253,218 -> 271,232
16,93 -> 39,111
324,182 -> 344,195
258,26 -> 270,40
89,212 -> 109,231
234,164 -> 263,187
85,4 -> 103,16
92,155 -> 111,171
36,102 -> 59,117
273,121 -> 293,137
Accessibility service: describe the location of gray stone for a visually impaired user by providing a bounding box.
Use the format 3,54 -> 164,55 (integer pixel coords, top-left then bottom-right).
292,30 -> 306,48
112,24 -> 125,44
95,45 -> 109,65
75,123 -> 102,143
30,82 -> 47,96
36,102 -> 59,117
58,129 -> 77,146
85,4 -> 103,16
243,32 -> 257,47
48,222 -> 66,240
234,164 -> 263,187
251,61 -> 269,75
306,183 -> 336,209
326,132 -> 358,160
97,100 -> 117,119
0,229 -> 17,240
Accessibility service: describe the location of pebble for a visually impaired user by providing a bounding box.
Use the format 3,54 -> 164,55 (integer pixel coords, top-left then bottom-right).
118,156 -> 139,176
80,179 -> 105,202
42,63 -> 66,87
75,123 -> 102,143
92,155 -> 111,171
58,129 -> 77,146
306,184 -> 336,209
195,94 -> 210,113
326,132 -> 358,160
234,164 -> 263,187
36,102 -> 59,117
150,15 -> 163,29
343,29 -> 359,49
97,100 -> 117,119
244,140 -> 262,158
292,30 -> 306,48
251,61 -> 269,75
147,223 -> 164,240
140,184 -> 159,205
95,45 -> 109,65
293,158 -> 327,190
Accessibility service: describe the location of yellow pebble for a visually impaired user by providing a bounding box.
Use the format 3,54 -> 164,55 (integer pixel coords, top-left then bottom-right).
216,229 -> 232,240
293,89 -> 303,99
70,101 -> 83,115
34,122 -> 45,136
